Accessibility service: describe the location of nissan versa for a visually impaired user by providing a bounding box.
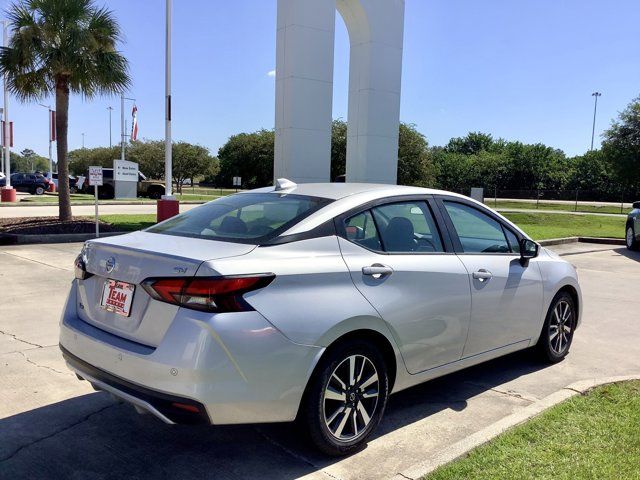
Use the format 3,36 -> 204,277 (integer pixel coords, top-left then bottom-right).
60,181 -> 582,455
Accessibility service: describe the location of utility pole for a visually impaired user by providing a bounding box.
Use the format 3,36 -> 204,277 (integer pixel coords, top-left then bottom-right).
82,132 -> 85,149
107,106 -> 113,148
591,92 -> 602,151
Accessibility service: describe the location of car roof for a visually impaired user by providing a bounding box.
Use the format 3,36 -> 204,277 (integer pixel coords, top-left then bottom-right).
242,181 -> 529,240
249,182 -> 452,200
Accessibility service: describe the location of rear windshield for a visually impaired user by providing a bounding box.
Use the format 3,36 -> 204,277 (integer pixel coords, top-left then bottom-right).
146,193 -> 332,243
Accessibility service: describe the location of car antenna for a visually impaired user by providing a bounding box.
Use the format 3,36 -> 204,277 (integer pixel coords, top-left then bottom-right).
275,178 -> 297,191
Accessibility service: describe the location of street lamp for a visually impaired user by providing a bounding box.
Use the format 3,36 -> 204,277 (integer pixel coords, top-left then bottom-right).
0,19 -> 16,202
107,106 -> 114,148
591,92 -> 602,151
38,103 -> 54,176
120,94 -> 136,160
82,132 -> 85,149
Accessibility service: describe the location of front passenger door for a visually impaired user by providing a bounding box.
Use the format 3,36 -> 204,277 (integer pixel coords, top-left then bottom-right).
438,199 -> 543,357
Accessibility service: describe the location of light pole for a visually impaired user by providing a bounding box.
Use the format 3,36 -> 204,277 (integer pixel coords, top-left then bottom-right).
107,106 -> 114,148
164,0 -> 173,198
157,0 -> 179,221
38,103 -> 54,176
82,132 -> 85,149
591,92 -> 602,151
1,19 -> 15,202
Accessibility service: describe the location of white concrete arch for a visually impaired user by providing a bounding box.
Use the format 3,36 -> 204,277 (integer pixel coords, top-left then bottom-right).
274,0 -> 405,184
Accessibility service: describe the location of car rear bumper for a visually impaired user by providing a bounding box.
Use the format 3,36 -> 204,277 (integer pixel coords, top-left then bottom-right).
59,281 -> 325,425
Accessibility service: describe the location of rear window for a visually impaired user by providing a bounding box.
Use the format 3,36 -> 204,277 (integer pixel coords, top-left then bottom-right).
146,193 -> 332,243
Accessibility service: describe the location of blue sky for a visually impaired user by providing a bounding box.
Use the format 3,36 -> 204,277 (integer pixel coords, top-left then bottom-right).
2,0 -> 639,162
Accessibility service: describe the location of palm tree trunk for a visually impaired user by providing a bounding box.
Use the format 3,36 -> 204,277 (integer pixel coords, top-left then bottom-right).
55,75 -> 72,222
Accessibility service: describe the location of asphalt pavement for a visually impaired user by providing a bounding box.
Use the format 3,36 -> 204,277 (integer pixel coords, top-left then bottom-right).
0,241 -> 638,480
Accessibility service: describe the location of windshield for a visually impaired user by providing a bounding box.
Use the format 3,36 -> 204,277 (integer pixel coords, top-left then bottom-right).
146,193 -> 332,243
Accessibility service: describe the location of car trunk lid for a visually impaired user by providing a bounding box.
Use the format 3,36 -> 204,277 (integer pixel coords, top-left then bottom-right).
76,231 -> 256,346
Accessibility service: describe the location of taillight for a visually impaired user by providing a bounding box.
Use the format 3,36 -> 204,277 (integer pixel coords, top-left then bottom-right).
74,254 -> 93,280
141,274 -> 274,313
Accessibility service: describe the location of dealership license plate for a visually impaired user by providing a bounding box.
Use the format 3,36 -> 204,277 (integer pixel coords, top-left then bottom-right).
100,280 -> 135,317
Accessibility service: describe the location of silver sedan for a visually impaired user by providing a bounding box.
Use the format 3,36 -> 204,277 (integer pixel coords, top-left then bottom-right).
60,181 -> 581,455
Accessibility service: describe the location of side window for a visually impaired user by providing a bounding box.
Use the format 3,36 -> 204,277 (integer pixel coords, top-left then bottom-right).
344,210 -> 382,251
444,201 -> 510,253
371,201 -> 444,253
503,227 -> 520,253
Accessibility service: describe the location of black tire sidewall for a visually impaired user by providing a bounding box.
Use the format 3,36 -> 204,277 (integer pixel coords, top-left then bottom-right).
303,339 -> 389,456
627,225 -> 639,251
537,292 -> 576,363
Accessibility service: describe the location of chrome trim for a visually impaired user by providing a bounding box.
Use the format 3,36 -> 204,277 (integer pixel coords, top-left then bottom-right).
66,362 -> 175,425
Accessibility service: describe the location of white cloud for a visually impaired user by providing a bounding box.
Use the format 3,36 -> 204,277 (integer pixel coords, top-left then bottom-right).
267,69 -> 276,77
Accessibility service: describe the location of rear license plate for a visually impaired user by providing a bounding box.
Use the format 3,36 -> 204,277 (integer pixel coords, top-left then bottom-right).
100,280 -> 135,317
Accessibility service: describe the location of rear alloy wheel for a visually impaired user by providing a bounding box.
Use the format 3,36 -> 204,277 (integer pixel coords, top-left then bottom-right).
536,292 -> 576,363
34,186 -> 45,195
302,340 -> 388,455
626,225 -> 639,251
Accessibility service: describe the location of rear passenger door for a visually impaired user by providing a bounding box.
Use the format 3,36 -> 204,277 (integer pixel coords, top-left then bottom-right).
436,197 -> 543,357
337,197 -> 472,374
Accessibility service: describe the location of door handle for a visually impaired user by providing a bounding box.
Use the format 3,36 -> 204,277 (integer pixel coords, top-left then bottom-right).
472,269 -> 493,282
362,264 -> 393,279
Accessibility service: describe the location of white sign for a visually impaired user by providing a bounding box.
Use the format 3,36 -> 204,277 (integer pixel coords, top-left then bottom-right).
113,159 -> 139,182
470,187 -> 484,203
232,176 -> 242,186
88,166 -> 103,186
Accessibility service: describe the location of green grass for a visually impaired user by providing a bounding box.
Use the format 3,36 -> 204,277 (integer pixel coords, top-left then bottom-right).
492,200 -> 627,215
96,214 -> 157,231
502,212 -> 625,240
426,381 -> 640,480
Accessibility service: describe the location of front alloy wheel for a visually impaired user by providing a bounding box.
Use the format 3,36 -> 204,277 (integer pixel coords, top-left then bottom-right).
303,340 -> 388,455
537,292 -> 576,363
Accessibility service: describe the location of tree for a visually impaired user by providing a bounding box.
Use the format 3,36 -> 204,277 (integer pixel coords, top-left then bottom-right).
330,119 -> 348,180
602,95 -> 640,194
397,123 -> 436,187
217,130 -> 275,188
0,0 -> 130,221
12,148 -> 49,172
172,142 -> 218,193
445,132 -> 497,155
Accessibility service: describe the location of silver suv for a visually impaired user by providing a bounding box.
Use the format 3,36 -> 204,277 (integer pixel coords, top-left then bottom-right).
60,181 -> 581,455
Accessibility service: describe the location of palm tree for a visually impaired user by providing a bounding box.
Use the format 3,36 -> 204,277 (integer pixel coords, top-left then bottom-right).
0,0 -> 130,221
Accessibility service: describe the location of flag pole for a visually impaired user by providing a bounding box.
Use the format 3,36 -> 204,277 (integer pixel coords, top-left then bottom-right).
157,0 -> 178,221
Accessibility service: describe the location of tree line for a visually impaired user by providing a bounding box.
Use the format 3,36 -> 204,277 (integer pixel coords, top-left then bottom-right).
215,95 -> 640,201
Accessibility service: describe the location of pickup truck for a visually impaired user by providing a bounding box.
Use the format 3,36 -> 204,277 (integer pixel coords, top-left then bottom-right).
80,168 -> 166,199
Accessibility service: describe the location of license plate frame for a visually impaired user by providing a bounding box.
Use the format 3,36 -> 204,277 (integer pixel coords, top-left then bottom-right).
100,279 -> 135,317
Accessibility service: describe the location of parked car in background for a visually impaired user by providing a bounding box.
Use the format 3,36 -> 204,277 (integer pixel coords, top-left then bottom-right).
0,172 -> 50,195
45,172 -> 78,193
61,181 -> 582,455
80,168 -> 165,199
626,201 -> 640,250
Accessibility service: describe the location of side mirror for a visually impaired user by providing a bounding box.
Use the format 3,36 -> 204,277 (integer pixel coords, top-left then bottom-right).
519,238 -> 539,266
632,201 -> 640,209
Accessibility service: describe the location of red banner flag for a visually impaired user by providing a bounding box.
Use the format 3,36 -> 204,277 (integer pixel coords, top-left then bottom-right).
131,105 -> 138,141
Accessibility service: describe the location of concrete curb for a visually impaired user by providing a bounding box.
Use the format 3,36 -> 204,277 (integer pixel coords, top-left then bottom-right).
391,374 -> 640,480
0,231 -> 128,245
538,236 -> 625,246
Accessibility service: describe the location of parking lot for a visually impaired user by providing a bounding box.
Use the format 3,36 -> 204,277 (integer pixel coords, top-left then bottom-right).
1,241 -> 639,480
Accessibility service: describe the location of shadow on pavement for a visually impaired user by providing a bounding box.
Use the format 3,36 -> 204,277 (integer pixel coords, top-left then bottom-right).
613,246 -> 640,262
0,350 -> 547,480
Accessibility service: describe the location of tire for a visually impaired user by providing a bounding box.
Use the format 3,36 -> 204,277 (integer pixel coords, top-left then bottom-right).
626,224 -> 639,251
536,291 -> 576,363
34,186 -> 45,195
301,339 -> 389,456
147,187 -> 163,200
